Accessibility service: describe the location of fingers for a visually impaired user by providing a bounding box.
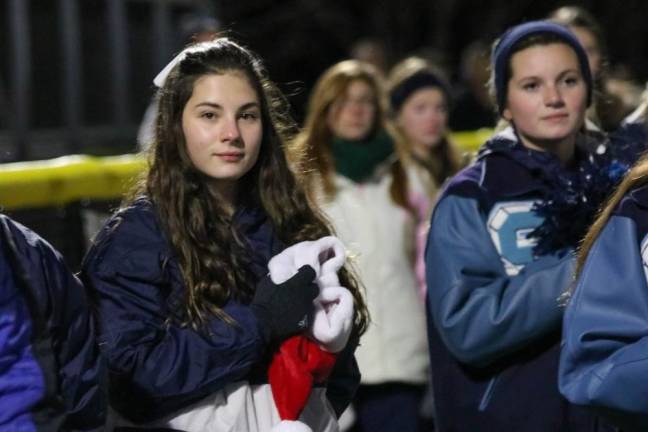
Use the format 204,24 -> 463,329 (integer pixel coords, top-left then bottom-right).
290,265 -> 317,286
304,280 -> 319,301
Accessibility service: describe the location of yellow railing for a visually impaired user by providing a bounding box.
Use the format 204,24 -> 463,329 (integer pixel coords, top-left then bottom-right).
0,154 -> 147,210
451,128 -> 493,153
0,129 -> 492,210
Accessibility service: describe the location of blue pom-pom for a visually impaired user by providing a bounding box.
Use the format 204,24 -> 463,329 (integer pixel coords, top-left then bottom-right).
480,126 -> 647,255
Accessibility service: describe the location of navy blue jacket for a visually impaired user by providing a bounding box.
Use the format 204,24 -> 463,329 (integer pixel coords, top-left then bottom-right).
560,184 -> 648,431
425,129 -> 612,431
0,215 -> 105,431
81,198 -> 360,423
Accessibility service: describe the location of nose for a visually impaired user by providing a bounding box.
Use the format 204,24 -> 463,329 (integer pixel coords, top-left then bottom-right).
221,116 -> 241,143
348,98 -> 373,114
430,107 -> 446,123
346,102 -> 364,118
543,84 -> 564,107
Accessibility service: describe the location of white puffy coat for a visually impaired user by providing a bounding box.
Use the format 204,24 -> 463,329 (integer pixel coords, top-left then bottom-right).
316,167 -> 429,385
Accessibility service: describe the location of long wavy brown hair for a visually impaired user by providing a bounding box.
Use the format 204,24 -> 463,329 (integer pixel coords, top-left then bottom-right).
289,60 -> 411,212
128,38 -> 368,334
387,56 -> 465,190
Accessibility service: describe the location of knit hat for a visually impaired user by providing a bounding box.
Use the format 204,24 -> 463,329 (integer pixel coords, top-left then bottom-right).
389,70 -> 451,114
492,20 -> 593,114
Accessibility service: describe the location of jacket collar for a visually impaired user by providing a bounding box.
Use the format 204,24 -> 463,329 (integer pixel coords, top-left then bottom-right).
477,127 -> 598,199
233,205 -> 284,280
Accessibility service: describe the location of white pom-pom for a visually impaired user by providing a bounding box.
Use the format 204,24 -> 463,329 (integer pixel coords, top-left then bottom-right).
271,420 -> 313,432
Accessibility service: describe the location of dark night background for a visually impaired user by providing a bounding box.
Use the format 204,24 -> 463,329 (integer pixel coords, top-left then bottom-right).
1,0 -> 648,161
219,0 -> 648,121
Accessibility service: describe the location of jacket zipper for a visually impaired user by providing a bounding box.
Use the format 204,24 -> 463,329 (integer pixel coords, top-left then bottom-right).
478,375 -> 499,411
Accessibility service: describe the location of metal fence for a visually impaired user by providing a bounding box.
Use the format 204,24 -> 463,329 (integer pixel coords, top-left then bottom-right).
1,0 -> 212,162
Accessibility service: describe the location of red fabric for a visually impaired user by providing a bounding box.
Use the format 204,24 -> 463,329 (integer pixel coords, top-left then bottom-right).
268,335 -> 337,421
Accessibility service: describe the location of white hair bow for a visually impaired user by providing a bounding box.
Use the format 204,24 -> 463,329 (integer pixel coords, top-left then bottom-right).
153,40 -> 221,88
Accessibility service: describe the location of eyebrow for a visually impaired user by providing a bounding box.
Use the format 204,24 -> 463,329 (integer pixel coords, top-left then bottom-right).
556,69 -> 580,78
516,68 -> 580,82
194,101 -> 260,111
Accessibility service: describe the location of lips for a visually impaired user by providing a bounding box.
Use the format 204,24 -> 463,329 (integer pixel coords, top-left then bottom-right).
542,113 -> 569,121
214,152 -> 244,161
348,123 -> 367,129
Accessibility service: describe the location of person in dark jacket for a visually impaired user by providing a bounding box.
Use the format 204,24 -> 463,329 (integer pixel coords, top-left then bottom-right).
81,37 -> 369,430
424,21 -> 615,431
0,214 -> 105,430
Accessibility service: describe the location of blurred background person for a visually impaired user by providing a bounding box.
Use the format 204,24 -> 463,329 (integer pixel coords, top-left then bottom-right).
349,37 -> 389,77
387,55 -> 467,430
548,5 -> 642,131
290,59 -> 429,432
387,56 -> 465,297
449,40 -> 497,131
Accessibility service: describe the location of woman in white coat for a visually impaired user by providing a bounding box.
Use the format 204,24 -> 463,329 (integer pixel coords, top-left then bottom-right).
290,59 -> 429,432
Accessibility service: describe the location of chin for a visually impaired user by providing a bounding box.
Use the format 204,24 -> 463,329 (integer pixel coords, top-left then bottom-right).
532,126 -> 574,141
546,130 -> 574,142
346,132 -> 369,141
424,138 -> 443,148
207,169 -> 246,181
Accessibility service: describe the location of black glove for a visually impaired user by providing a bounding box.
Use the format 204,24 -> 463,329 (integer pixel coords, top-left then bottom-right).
250,265 -> 318,344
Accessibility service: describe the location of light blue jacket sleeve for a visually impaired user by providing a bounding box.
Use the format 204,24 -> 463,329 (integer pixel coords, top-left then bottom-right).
560,215 -> 648,428
425,194 -> 574,367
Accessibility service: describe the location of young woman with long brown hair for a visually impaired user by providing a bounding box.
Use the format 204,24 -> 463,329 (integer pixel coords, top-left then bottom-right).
81,37 -> 368,431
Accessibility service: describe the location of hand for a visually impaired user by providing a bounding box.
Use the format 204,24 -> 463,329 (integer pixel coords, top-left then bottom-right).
268,236 -> 346,286
250,265 -> 318,344
312,286 -> 354,353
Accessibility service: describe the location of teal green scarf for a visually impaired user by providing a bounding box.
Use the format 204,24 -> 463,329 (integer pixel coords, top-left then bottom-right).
330,130 -> 394,183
